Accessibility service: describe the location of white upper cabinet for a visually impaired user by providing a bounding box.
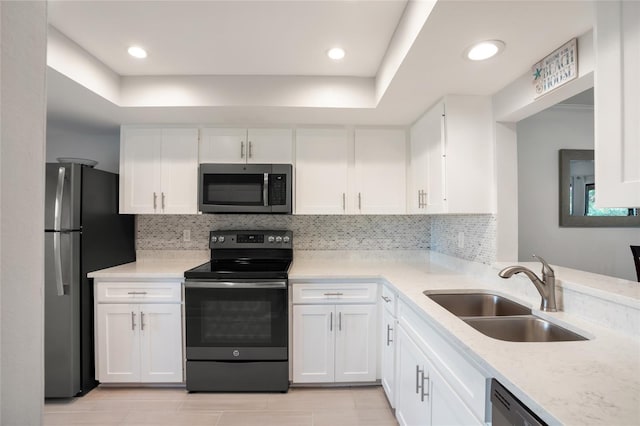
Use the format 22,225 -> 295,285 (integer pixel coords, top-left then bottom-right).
354,129 -> 407,214
296,128 -> 407,215
199,128 -> 293,164
594,1 -> 640,208
120,127 -> 198,214
295,128 -> 349,214
409,96 -> 493,214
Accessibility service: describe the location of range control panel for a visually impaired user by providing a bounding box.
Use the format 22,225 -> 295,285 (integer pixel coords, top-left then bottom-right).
209,230 -> 292,249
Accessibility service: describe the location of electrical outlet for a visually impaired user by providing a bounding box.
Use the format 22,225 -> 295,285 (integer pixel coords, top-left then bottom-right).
457,232 -> 465,249
183,229 -> 191,242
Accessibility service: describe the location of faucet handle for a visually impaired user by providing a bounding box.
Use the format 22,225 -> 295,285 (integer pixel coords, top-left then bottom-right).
532,254 -> 555,278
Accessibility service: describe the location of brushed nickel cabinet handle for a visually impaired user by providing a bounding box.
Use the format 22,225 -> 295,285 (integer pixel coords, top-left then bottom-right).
386,324 -> 393,346
323,292 -> 343,296
248,141 -> 253,158
153,192 -> 157,210
338,312 -> 342,331
358,192 -> 362,210
330,312 -> 333,332
381,295 -> 391,303
131,312 -> 136,331
161,192 -> 165,210
342,193 -> 346,211
140,312 -> 145,331
240,141 -> 245,159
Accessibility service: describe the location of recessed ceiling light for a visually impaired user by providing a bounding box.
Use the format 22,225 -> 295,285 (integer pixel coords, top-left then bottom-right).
465,40 -> 505,61
327,47 -> 346,61
128,46 -> 147,59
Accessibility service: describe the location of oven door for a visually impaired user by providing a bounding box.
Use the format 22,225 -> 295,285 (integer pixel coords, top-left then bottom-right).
184,280 -> 288,361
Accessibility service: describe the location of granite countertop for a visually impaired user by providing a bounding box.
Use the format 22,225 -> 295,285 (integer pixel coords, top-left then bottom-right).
88,250 -> 640,425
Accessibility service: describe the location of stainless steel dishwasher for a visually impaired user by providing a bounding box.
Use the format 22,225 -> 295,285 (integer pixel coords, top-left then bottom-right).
491,379 -> 547,426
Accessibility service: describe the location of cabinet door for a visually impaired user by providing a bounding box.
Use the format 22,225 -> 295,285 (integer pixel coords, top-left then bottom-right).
139,304 -> 183,383
395,325 -> 430,426
335,304 -> 377,382
354,129 -> 407,214
409,117 -> 429,214
247,128 -> 293,164
381,308 -> 396,407
295,129 -> 349,214
120,128 -> 162,214
159,128 -> 198,214
430,361 -> 482,426
594,1 -> 640,207
96,304 -> 140,383
199,128 -> 247,163
424,102 -> 446,214
292,305 -> 335,383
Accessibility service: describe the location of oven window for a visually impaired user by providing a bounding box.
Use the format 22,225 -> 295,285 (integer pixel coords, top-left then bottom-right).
202,174 -> 264,206
185,287 -> 287,348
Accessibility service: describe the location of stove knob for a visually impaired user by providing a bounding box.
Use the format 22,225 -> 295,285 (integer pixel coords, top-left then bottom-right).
275,236 -> 283,243
218,236 -> 225,243
268,236 -> 275,243
283,236 -> 290,243
211,236 -> 218,243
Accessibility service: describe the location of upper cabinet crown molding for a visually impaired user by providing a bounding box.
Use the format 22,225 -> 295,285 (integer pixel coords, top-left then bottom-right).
594,0 -> 640,208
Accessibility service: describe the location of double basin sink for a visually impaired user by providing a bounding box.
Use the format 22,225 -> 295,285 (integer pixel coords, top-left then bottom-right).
424,291 -> 587,342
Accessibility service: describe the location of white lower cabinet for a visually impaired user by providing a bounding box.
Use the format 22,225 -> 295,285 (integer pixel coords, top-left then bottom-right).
293,304 -> 377,383
292,282 -> 378,384
396,326 -> 479,426
394,300 -> 487,426
380,286 -> 398,407
94,281 -> 183,383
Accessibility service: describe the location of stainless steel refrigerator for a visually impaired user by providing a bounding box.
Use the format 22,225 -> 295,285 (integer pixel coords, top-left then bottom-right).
44,163 -> 135,397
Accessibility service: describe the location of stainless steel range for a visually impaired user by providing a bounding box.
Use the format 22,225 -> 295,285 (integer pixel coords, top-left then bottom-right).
183,230 -> 292,392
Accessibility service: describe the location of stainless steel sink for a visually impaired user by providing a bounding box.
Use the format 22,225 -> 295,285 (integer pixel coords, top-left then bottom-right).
424,290 -> 587,342
463,316 -> 587,342
424,292 -> 531,317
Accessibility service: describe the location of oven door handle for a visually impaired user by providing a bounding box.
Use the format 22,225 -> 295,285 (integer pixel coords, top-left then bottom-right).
184,280 -> 287,289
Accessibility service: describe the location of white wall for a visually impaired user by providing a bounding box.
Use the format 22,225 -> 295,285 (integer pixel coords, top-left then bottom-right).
1,2 -> 47,424
517,106 -> 640,281
46,122 -> 120,173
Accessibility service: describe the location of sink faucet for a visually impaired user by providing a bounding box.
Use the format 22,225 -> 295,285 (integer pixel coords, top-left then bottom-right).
498,255 -> 557,312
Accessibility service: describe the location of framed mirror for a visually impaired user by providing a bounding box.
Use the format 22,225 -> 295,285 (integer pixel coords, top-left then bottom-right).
559,149 -> 639,227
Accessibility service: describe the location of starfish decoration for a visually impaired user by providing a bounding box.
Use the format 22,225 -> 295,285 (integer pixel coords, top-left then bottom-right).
533,68 -> 542,80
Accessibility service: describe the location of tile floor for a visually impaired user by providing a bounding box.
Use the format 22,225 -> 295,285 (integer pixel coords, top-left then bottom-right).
44,385 -> 399,426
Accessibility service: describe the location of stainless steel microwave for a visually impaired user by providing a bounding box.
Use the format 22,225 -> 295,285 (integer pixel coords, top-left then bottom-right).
198,163 -> 292,214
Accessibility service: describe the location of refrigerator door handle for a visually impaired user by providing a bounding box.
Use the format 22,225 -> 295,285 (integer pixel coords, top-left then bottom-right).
54,166 -> 65,231
53,166 -> 67,296
53,232 -> 65,296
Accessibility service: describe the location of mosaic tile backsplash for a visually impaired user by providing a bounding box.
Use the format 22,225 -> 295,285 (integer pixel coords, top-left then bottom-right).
137,215 -> 431,251
136,214 -> 497,265
430,214 -> 497,264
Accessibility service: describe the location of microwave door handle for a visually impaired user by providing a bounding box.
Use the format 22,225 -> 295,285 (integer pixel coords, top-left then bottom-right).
263,173 -> 269,207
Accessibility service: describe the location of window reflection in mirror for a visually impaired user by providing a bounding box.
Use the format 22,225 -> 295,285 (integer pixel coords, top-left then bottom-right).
560,149 -> 640,226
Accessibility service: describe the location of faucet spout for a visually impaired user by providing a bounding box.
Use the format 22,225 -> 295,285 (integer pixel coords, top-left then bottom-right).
498,255 -> 557,312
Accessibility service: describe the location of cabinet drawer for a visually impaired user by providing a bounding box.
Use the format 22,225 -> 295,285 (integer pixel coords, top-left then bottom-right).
95,281 -> 182,303
399,300 -> 487,422
380,284 -> 397,315
292,283 -> 378,304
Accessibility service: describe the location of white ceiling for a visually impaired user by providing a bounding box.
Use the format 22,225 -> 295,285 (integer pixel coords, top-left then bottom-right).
48,0 -> 408,77
46,0 -> 594,131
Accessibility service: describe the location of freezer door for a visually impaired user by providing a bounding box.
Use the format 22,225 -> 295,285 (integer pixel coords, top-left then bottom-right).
45,163 -> 81,231
44,231 -> 81,398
